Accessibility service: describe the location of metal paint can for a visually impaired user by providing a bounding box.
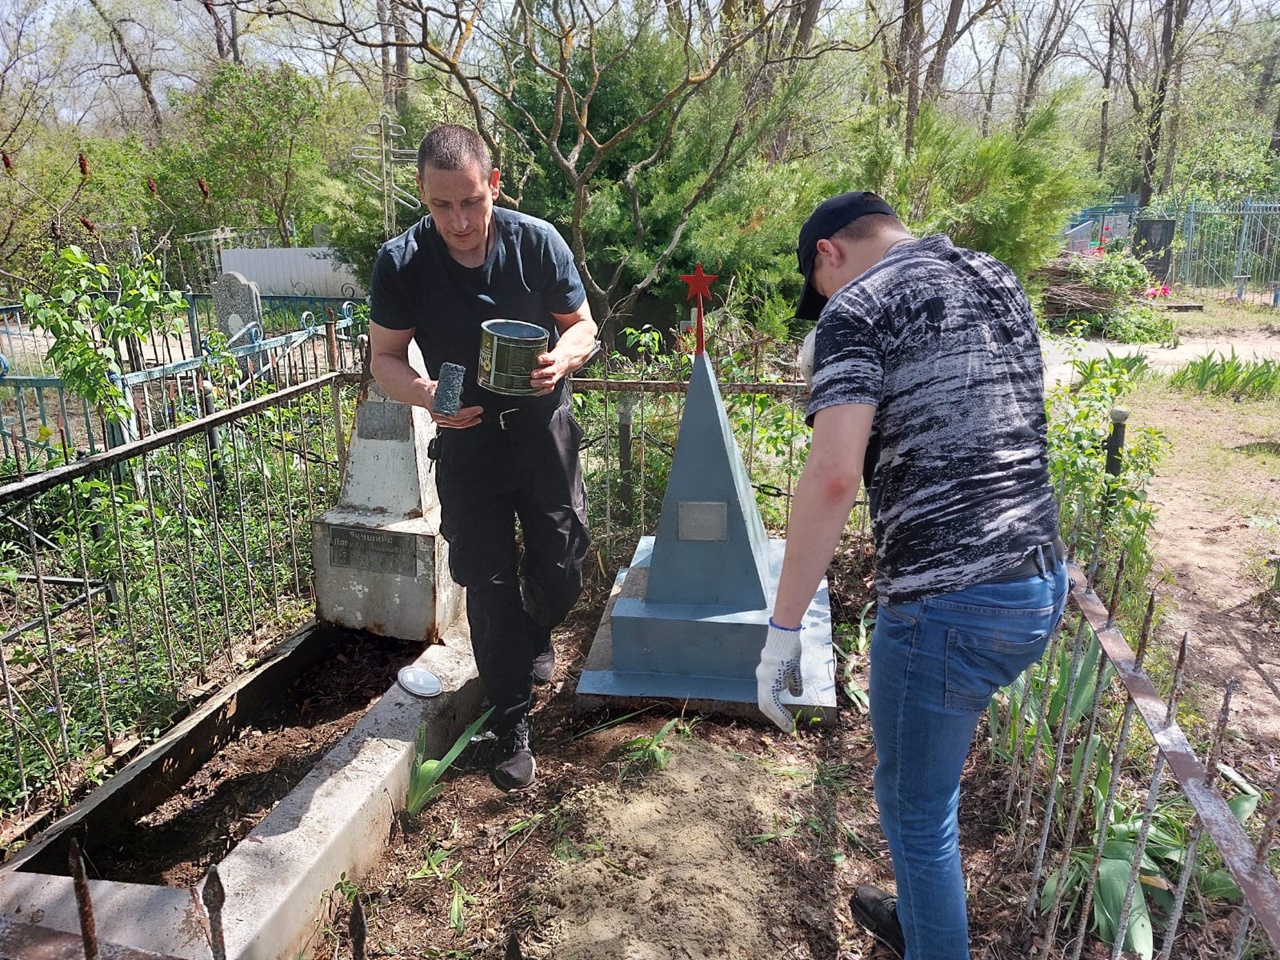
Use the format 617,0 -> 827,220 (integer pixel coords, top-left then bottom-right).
478,319 -> 549,395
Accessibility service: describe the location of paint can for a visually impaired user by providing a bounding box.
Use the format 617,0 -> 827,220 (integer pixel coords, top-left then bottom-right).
478,319 -> 549,395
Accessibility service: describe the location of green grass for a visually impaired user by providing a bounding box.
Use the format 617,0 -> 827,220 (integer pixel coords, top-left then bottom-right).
1165,288 -> 1280,337
1125,380 -> 1280,498
1169,350 -> 1280,399
1122,376 -> 1280,629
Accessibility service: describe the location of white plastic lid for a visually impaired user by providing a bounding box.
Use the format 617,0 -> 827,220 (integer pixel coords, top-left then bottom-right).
397,666 -> 444,698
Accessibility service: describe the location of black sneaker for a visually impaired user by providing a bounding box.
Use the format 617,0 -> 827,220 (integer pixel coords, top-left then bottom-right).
849,885 -> 905,958
490,717 -> 536,792
532,644 -> 555,685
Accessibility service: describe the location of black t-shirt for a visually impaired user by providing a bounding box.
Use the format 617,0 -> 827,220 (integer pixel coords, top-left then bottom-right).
369,207 -> 587,413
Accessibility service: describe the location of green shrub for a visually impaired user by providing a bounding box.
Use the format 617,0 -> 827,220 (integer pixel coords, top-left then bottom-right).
840,101 -> 1100,281
1097,303 -> 1177,345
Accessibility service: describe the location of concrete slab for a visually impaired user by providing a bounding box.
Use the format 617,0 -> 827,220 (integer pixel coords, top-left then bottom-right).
577,566 -> 837,726
0,877 -> 207,958
0,914 -> 189,959
0,622 -> 484,960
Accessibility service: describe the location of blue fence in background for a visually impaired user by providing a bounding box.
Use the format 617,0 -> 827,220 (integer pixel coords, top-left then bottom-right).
1067,199 -> 1280,298
0,294 -> 367,469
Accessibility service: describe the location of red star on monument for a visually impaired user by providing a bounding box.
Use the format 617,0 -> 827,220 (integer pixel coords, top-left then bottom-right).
680,263 -> 718,301
679,263 -> 718,355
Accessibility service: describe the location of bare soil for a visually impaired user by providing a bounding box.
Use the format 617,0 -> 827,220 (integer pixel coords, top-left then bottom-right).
81,631 -> 426,887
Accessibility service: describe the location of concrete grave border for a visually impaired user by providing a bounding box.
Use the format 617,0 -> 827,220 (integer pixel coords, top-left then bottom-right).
0,621 -> 483,960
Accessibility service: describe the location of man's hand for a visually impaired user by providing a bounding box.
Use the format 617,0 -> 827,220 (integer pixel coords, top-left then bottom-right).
756,620 -> 804,732
531,305 -> 598,395
530,352 -> 571,396
431,401 -> 484,429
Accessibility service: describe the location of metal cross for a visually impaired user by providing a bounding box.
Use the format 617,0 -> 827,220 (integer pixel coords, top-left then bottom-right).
350,113 -> 421,241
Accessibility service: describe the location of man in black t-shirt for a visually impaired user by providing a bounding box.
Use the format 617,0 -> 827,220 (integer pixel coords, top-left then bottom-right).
369,125 -> 598,792
758,193 -> 1067,959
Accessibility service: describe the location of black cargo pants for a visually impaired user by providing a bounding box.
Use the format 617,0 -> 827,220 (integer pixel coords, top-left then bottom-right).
434,401 -> 590,734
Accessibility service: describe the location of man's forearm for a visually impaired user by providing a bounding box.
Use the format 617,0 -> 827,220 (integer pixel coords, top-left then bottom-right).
551,320 -> 600,373
771,405 -> 873,628
772,461 -> 862,627
370,354 -> 433,408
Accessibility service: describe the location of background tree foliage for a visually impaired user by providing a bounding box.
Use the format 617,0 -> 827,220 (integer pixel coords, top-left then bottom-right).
3,0 -> 1279,328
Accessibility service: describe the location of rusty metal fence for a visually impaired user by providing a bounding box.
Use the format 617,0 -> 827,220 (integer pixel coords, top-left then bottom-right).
990,420 -> 1280,958
0,364 -> 359,840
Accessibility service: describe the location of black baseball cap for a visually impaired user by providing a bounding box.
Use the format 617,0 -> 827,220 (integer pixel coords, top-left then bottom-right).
795,191 -> 897,321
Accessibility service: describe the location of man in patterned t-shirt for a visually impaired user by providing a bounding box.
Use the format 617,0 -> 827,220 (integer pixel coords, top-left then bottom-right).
755,192 -> 1068,959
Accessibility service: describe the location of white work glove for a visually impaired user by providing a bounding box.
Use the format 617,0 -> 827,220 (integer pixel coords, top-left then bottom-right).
756,620 -> 804,732
799,327 -> 816,390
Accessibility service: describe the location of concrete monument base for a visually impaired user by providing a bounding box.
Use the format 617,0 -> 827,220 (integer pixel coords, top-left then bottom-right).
576,537 -> 836,725
311,508 -> 462,642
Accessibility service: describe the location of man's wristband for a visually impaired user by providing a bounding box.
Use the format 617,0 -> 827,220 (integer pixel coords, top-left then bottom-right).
768,618 -> 801,632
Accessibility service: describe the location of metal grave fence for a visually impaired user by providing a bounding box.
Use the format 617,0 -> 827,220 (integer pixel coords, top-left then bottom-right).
1,298 -> 365,469
1068,199 -> 1280,301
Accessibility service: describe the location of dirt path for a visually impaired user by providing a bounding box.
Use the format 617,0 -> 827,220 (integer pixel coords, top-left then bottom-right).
1043,328 -> 1280,384
1126,381 -> 1280,755
1049,328 -> 1280,756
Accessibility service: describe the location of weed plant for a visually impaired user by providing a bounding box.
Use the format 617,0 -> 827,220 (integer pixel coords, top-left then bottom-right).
1169,350 -> 1280,399
617,717 -> 696,778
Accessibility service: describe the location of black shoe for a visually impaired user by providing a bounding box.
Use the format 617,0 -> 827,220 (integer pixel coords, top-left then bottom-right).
532,644 -> 556,685
490,717 -> 536,792
849,885 -> 905,958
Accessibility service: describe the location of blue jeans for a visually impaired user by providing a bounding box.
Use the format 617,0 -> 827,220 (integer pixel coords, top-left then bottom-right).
869,560 -> 1068,960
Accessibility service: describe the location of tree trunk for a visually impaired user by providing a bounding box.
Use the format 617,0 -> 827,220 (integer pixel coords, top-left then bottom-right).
229,6 -> 241,64
922,0 -> 964,101
1138,0 -> 1190,206
1097,10 -> 1115,174
378,0 -> 393,106
765,0 -> 823,162
898,0 -> 923,153
204,1 -> 229,61
1255,47 -> 1278,113
87,0 -> 164,137
394,7 -> 410,113
980,27 -> 1007,137
1018,0 -> 1084,131
1160,59 -> 1183,193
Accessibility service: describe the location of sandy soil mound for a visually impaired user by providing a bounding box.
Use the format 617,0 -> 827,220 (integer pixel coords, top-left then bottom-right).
529,737 -> 808,960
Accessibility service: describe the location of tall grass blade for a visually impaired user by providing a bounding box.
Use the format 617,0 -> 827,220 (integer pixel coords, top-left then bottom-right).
406,706 -> 494,816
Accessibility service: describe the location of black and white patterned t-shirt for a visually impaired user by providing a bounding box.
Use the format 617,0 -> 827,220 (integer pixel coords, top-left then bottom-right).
807,233 -> 1059,602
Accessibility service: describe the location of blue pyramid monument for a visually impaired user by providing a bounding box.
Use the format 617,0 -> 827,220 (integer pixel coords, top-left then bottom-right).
577,272 -> 835,722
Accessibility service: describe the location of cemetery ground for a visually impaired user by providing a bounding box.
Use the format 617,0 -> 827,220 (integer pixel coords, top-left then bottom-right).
17,296 -> 1277,958
287,301 -> 1280,960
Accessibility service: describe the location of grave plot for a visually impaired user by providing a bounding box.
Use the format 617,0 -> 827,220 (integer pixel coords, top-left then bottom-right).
15,628 -> 424,888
